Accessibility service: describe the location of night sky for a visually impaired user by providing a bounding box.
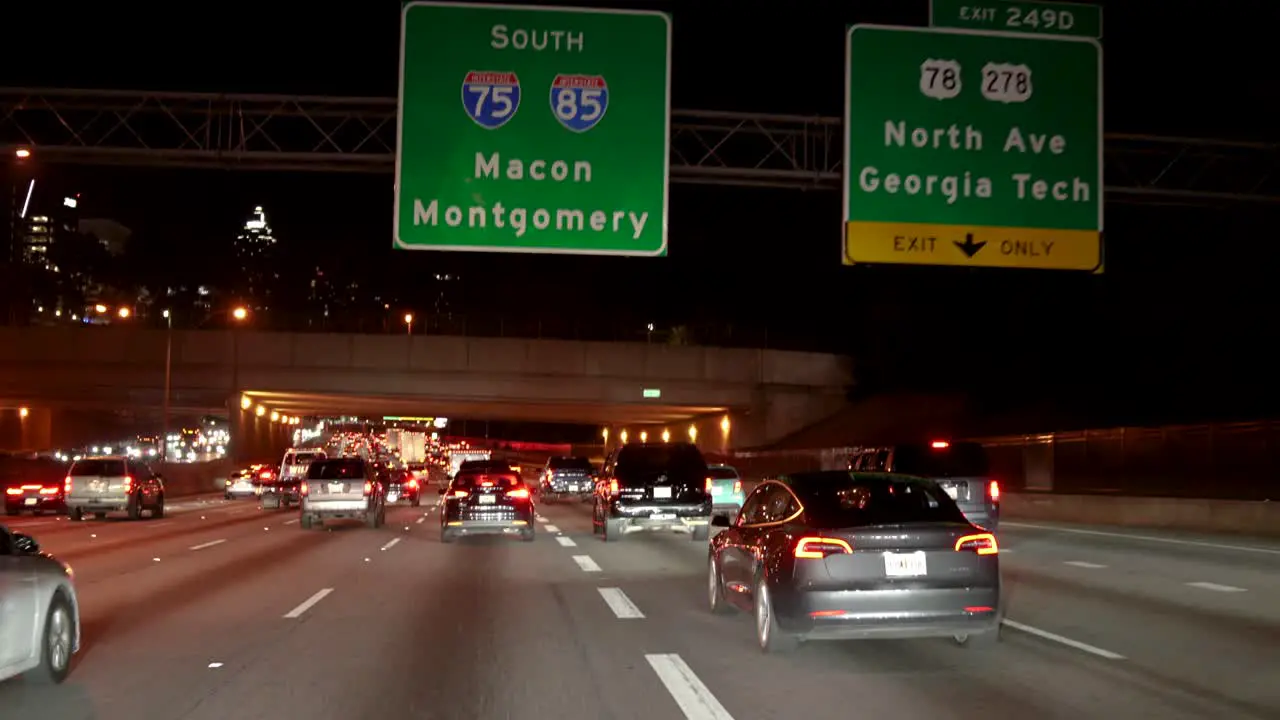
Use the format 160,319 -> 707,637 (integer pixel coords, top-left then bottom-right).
2,0 -> 1278,422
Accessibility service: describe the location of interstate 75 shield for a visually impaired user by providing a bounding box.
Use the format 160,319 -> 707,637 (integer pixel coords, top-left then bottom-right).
461,71 -> 521,129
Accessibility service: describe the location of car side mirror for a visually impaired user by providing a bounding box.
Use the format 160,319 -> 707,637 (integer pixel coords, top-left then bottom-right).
710,515 -> 731,528
12,532 -> 39,554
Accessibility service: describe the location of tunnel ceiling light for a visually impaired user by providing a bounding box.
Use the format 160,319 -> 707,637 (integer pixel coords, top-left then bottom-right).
241,396 -> 252,410
255,405 -> 266,417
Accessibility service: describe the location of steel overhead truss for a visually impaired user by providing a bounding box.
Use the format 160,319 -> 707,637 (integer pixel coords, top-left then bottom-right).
2,87 -> 1278,204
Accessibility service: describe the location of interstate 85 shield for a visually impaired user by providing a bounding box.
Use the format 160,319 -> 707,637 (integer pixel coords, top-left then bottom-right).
550,74 -> 609,133
461,71 -> 521,129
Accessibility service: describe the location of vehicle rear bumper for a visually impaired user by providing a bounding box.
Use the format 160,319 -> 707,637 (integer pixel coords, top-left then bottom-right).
5,496 -> 64,512
66,496 -> 129,512
611,503 -> 711,533
444,516 -> 533,536
776,586 -> 1002,639
303,499 -> 373,519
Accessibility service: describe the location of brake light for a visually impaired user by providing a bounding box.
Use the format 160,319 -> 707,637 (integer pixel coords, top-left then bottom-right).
4,488 -> 21,496
955,532 -> 998,555
39,487 -> 59,495
64,476 -> 72,493
363,480 -> 373,495
988,480 -> 1000,502
795,537 -> 853,559
930,440 -> 950,449
608,478 -> 619,497
705,476 -> 713,494
407,478 -> 419,489
452,489 -> 469,498
509,465 -> 520,473
259,471 -> 273,480
123,475 -> 133,492
732,480 -> 742,494
507,487 -> 530,499
481,481 -> 494,487
300,482 -> 309,496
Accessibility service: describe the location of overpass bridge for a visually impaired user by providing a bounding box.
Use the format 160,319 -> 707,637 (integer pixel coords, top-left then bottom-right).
0,326 -> 852,455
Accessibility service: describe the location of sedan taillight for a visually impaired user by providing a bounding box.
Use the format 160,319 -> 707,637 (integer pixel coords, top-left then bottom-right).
300,482 -> 309,496
64,476 -> 72,493
955,532 -> 999,555
363,480 -> 373,495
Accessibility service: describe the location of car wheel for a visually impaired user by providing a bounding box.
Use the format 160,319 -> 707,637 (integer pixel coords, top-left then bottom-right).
755,578 -> 798,654
31,594 -> 74,684
411,496 -> 421,507
603,518 -> 625,542
127,496 -> 142,520
520,527 -> 535,542
440,527 -> 456,543
691,524 -> 710,542
5,506 -> 19,516
151,495 -> 165,519
300,514 -> 313,529
708,555 -> 734,615
69,507 -> 83,521
365,511 -> 379,529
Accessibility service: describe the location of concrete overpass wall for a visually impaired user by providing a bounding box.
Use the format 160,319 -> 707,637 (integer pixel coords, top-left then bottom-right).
0,327 -> 853,446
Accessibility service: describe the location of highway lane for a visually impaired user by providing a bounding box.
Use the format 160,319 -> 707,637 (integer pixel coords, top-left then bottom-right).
1,496 -> 1275,719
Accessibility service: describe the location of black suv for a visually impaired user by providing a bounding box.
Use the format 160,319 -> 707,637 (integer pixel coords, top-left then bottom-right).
592,443 -> 713,542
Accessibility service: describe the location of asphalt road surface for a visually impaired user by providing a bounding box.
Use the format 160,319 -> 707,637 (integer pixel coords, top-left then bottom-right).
2,496 -> 1277,719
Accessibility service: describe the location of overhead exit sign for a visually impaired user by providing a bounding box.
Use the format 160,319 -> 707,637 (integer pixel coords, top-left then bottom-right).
642,388 -> 661,398
930,0 -> 1102,39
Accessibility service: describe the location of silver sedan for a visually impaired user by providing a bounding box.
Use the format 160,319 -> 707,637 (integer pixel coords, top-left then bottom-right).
0,525 -> 80,684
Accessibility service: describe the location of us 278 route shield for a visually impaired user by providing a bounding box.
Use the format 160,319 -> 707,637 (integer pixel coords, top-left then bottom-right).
395,2 -> 671,256
842,24 -> 1103,272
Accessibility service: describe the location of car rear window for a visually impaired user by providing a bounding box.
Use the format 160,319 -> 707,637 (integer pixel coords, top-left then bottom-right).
891,443 -> 990,478
70,459 -> 127,477
616,444 -> 706,476
307,459 -> 365,480
790,472 -> 967,528
453,472 -> 520,489
548,456 -> 593,471
707,466 -> 738,480
288,451 -> 321,465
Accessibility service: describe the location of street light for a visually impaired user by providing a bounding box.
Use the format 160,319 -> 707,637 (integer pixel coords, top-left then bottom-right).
117,307 -> 131,319
161,308 -> 173,462
661,429 -> 670,443
403,312 -> 414,330
620,429 -> 628,444
240,395 -> 252,410
688,424 -> 698,443
639,430 -> 648,443
232,307 -> 248,321
270,411 -> 280,422
14,148 -> 30,159
18,407 -> 29,418
255,405 -> 266,417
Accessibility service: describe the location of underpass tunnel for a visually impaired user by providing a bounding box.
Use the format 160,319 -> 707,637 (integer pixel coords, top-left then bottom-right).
227,393 -> 299,465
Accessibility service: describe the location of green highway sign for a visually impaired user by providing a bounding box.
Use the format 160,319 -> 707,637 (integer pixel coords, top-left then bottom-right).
843,25 -> 1103,272
395,2 -> 671,256
931,0 -> 1102,39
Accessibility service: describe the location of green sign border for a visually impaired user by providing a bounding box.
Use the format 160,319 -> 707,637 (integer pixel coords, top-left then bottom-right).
393,1 -> 673,256
842,23 -> 1105,268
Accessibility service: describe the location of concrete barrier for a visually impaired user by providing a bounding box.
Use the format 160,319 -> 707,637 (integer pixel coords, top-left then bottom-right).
156,459 -> 235,498
1001,492 -> 1280,537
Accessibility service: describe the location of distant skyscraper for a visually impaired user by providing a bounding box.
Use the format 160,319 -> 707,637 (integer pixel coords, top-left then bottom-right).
233,205 -> 280,311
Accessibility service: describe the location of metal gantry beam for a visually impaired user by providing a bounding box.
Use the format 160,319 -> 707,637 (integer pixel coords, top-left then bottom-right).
2,87 -> 1279,205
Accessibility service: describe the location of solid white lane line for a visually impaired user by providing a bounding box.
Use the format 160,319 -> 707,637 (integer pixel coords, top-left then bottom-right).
572,555 -> 602,572
1186,581 -> 1247,593
555,536 -> 577,547
381,538 -> 401,551
545,524 -> 560,533
646,653 -> 736,720
1001,522 -> 1280,555
1063,560 -> 1107,569
282,518 -> 299,525
598,587 -> 645,619
1002,619 -> 1126,660
283,588 -> 334,618
188,539 -> 226,551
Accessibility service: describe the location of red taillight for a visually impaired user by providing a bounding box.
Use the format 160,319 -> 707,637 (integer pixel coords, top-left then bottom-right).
64,476 -> 72,493
39,487 -> 59,495
452,489 -> 469,498
123,475 -> 133,492
507,487 -> 530,499
481,481 -> 494,487
705,477 -> 713,494
4,488 -> 21,496
407,478 -> 419,489
732,480 -> 742,494
930,440 -> 950,449
955,532 -> 999,555
363,480 -> 373,495
795,537 -> 853,559
259,471 -> 273,480
988,480 -> 1000,502
608,478 -> 619,497
300,482 -> 309,496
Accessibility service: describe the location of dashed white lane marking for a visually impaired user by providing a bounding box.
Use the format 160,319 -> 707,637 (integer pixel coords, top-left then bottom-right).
1063,560 -> 1107,569
536,515 -> 547,523
381,538 -> 401,551
284,588 -> 334,618
282,518 -> 299,525
1002,619 -> 1126,660
555,536 -> 577,547
545,524 -> 560,533
188,539 -> 226,551
416,517 -> 426,524
598,587 -> 645,619
1002,522 -> 1280,556
1186,581 -> 1247,593
646,653 -> 736,720
207,662 -> 224,669
572,555 -> 602,572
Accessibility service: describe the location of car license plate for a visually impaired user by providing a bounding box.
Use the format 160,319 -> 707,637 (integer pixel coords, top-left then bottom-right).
387,493 -> 399,503
652,486 -> 672,499
883,551 -> 927,577
329,482 -> 345,493
943,486 -> 958,499
567,484 -> 578,492
25,498 -> 38,506
650,513 -> 676,520
478,494 -> 496,504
